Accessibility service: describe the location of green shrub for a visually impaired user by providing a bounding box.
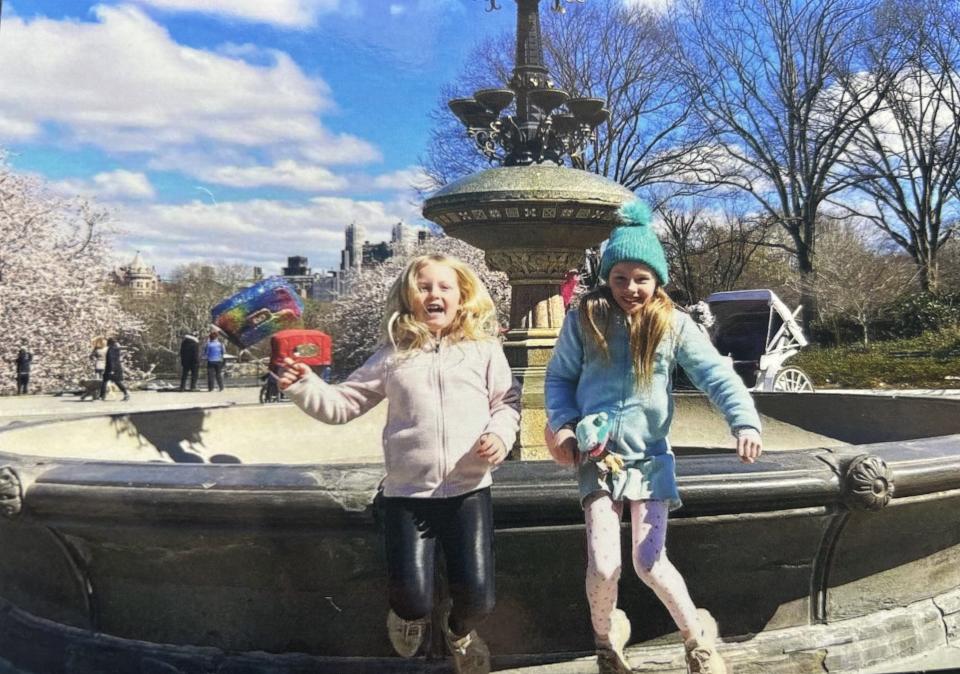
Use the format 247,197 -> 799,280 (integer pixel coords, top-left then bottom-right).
883,292 -> 960,339
792,326 -> 960,388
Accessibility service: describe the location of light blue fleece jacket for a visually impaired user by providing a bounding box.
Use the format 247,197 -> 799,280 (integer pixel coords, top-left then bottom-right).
546,307 -> 761,461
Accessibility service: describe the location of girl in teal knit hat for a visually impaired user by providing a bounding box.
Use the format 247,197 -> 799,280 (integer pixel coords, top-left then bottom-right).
544,200 -> 763,674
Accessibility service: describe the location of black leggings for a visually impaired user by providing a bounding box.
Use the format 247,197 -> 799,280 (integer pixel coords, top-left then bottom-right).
382,487 -> 495,637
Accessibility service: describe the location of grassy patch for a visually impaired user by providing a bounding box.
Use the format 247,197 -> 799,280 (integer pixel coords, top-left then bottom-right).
792,327 -> 960,389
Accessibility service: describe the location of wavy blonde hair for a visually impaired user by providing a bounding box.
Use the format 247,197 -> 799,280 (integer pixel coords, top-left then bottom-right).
381,254 -> 499,351
579,285 -> 674,390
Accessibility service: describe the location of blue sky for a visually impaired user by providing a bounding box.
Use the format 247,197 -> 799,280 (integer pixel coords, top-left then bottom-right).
0,0 -> 515,276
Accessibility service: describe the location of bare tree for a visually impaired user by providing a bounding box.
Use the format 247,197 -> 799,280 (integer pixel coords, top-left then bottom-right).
659,200 -> 773,303
120,262 -> 251,373
541,1 -> 703,195
798,219 -> 916,345
940,237 -> 960,293
673,0 -> 893,326
835,0 -> 960,293
421,1 -> 701,198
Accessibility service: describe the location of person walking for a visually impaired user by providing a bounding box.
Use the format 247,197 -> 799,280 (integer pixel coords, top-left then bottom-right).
544,200 -> 763,674
90,337 -> 108,377
99,337 -> 130,401
205,330 -> 225,392
15,346 -> 32,395
279,254 -> 520,674
179,332 -> 200,391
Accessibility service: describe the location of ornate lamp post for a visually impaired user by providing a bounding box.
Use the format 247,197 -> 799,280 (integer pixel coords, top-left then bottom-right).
449,0 -> 608,168
422,0 -> 633,457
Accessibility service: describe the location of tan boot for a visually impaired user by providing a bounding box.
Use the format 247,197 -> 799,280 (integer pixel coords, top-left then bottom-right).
683,608 -> 727,674
596,608 -> 632,674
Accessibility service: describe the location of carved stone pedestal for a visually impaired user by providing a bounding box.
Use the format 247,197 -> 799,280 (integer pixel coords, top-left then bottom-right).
493,259 -> 577,459
423,165 -> 634,458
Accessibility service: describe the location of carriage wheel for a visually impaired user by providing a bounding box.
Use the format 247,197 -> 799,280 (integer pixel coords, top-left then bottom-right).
259,384 -> 268,404
772,366 -> 815,392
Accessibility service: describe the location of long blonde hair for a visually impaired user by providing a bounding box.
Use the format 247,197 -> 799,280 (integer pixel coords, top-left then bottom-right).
381,254 -> 499,351
579,285 -> 674,389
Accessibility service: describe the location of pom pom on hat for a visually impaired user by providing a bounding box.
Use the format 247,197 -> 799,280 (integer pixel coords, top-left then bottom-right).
618,200 -> 653,227
598,199 -> 669,285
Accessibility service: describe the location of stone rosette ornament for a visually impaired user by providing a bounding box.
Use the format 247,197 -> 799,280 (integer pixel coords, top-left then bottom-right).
0,466 -> 23,518
843,454 -> 895,510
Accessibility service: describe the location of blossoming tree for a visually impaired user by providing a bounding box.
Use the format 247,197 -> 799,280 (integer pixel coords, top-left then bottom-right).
0,158 -> 140,393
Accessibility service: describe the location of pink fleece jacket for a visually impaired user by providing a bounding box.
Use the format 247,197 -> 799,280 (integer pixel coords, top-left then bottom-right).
285,337 -> 521,498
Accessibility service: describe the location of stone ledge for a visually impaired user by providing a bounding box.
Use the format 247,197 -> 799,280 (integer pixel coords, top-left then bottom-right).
500,591 -> 958,674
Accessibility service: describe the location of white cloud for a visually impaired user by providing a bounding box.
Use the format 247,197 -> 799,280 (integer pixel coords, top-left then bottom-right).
0,117 -> 39,140
622,0 -> 674,11
197,160 -> 349,191
110,196 -> 424,275
371,166 -> 432,192
52,170 -> 157,201
131,0 -> 347,28
390,4 -> 407,15
0,6 -> 379,163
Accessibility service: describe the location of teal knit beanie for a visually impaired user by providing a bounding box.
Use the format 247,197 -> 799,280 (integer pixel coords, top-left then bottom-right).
599,200 -> 669,285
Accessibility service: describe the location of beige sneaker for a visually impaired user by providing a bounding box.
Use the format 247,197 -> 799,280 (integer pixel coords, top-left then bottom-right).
442,601 -> 490,674
386,609 -> 427,658
446,628 -> 491,674
596,608 -> 632,674
683,608 -> 727,674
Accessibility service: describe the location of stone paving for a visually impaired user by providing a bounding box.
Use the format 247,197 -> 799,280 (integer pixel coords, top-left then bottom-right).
0,385 -> 261,427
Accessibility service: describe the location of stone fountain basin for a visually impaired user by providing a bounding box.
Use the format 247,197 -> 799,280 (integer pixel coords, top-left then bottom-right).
1,393 -> 959,673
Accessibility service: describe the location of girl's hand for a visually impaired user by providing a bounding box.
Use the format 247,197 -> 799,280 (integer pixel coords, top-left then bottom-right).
277,357 -> 311,391
474,433 -> 508,465
736,428 -> 763,463
544,425 -> 578,466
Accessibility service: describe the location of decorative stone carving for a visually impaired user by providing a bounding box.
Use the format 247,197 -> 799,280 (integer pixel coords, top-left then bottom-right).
485,250 -> 584,280
0,466 -> 23,518
843,454 -> 895,511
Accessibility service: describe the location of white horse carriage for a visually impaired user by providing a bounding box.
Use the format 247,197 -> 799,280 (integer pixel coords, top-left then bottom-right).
705,289 -> 815,392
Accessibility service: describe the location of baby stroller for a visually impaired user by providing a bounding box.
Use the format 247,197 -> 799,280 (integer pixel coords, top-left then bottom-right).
259,367 -> 285,404
707,289 -> 814,392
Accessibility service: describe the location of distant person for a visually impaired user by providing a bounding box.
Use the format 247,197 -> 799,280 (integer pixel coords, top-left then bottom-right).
100,337 -> 129,401
263,361 -> 282,402
15,346 -> 32,395
90,337 -> 108,377
179,332 -> 200,392
205,330 -> 225,392
560,268 -> 580,310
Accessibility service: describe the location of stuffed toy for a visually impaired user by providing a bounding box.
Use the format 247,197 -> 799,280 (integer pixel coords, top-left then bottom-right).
576,412 -> 624,475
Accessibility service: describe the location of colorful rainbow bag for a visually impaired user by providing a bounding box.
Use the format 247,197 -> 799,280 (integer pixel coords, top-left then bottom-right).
211,277 -> 304,348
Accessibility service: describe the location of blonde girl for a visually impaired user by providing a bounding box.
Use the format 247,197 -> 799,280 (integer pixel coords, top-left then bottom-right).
90,336 -> 108,377
545,201 -> 762,674
279,254 -> 520,674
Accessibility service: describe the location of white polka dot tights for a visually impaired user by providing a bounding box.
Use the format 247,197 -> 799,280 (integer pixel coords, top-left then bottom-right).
584,495 -> 700,644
